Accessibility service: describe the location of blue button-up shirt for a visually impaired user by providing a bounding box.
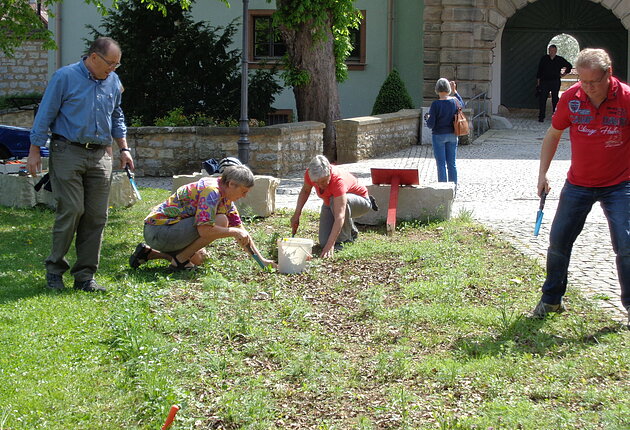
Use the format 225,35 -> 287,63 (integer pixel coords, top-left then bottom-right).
30,58 -> 126,147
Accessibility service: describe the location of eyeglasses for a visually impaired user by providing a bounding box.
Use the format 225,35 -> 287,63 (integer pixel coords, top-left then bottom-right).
579,70 -> 608,86
95,52 -> 121,70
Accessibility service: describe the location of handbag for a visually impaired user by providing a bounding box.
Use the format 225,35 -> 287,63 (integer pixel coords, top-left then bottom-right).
453,99 -> 470,137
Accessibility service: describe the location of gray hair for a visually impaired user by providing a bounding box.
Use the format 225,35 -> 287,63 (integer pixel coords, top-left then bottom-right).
308,155 -> 331,181
88,37 -> 120,56
221,165 -> 254,188
575,48 -> 611,72
435,78 -> 451,94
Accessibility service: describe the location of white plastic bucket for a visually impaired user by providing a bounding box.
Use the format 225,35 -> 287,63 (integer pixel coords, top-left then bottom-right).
277,238 -> 314,274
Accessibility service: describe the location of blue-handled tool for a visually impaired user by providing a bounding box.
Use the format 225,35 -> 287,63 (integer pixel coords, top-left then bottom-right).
534,191 -> 547,236
246,244 -> 266,269
125,165 -> 142,200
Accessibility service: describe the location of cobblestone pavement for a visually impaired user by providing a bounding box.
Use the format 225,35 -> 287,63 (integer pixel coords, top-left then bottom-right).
137,109 -> 627,323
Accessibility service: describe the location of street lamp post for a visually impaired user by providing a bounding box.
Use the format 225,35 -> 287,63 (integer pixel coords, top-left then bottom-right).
237,0 -> 250,164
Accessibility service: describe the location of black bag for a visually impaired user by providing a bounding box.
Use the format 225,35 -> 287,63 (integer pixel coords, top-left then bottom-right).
202,158 -> 220,175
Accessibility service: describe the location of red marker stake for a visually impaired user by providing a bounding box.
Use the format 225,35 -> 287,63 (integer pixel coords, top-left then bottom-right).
161,405 -> 180,430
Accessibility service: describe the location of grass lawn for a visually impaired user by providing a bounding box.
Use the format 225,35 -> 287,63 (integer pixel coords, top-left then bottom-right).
0,187 -> 628,429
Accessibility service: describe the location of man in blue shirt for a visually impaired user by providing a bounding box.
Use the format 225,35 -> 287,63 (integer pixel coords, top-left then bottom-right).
27,37 -> 134,292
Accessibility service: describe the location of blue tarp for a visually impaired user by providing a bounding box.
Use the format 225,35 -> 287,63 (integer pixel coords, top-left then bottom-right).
0,125 -> 49,159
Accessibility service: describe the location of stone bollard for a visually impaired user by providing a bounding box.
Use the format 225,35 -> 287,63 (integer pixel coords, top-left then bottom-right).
172,172 -> 280,217
356,182 -> 455,225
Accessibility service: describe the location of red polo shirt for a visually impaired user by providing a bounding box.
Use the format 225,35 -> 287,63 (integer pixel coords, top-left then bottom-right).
305,165 -> 368,206
552,76 -> 630,187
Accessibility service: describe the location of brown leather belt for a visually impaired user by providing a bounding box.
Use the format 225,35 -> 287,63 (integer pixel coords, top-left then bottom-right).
51,133 -> 105,150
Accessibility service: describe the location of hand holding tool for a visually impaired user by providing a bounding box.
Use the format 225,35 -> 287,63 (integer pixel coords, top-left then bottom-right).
125,165 -> 142,200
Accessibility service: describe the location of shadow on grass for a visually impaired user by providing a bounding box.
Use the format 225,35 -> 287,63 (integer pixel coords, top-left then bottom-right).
454,315 -> 625,359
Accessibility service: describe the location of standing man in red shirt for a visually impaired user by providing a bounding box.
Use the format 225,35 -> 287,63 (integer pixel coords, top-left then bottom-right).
291,155 -> 378,258
533,48 -> 630,327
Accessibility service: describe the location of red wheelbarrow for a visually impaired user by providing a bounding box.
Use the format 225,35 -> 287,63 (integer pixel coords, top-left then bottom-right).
370,167 -> 420,236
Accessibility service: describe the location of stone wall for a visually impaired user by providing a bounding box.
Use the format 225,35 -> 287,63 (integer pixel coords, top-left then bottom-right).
125,121 -> 325,177
335,109 -> 421,164
0,108 -> 35,127
0,40 -> 48,97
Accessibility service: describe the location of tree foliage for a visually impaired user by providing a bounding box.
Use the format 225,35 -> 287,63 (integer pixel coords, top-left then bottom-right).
270,0 -> 362,160
270,0 -> 361,85
0,0 -> 206,56
371,69 -> 415,115
89,0 -> 281,124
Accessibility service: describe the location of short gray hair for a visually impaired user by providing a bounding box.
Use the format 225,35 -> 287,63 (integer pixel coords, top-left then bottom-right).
88,37 -> 120,56
575,48 -> 611,72
435,78 -> 451,94
221,165 -> 254,188
308,155 -> 331,181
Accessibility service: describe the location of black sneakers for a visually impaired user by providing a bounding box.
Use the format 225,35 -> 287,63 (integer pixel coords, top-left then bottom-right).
46,272 -> 65,290
74,279 -> 107,292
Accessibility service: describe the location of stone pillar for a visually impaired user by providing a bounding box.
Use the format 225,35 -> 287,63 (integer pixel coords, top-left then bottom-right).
423,1 -> 501,109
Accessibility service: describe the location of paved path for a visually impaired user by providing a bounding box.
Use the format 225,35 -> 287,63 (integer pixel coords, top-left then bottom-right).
137,110 -> 627,323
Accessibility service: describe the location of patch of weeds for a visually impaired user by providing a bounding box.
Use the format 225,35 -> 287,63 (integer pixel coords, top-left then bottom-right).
355,285 -> 385,319
217,383 -> 277,428
375,347 -> 414,382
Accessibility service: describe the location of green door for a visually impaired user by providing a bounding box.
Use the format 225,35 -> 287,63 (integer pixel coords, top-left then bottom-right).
501,0 -> 627,109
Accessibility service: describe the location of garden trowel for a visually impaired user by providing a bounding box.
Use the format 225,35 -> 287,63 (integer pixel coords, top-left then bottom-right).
125,165 -> 142,200
533,191 -> 547,236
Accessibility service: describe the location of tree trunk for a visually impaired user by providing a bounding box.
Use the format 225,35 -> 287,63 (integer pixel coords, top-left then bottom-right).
277,11 -> 341,161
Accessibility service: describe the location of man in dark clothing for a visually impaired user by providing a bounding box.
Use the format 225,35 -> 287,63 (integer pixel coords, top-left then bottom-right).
536,44 -> 572,122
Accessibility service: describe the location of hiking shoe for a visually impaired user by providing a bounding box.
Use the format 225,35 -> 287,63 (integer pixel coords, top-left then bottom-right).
369,195 -> 379,211
531,300 -> 565,318
46,272 -> 65,290
74,279 -> 107,293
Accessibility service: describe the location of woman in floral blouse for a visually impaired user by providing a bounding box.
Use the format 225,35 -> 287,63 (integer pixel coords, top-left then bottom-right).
129,165 -> 275,271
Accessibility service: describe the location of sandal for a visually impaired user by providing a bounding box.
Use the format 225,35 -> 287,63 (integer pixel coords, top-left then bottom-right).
129,243 -> 152,268
170,255 -> 197,272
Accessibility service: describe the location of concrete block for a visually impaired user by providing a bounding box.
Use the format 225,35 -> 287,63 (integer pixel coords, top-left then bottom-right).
0,174 -> 39,207
171,172 -> 280,217
421,107 -> 432,145
356,183 -> 455,225
0,171 -> 137,209
490,115 -> 513,129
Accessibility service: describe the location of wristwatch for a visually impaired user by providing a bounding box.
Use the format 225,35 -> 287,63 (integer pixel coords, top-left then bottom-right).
120,148 -> 131,154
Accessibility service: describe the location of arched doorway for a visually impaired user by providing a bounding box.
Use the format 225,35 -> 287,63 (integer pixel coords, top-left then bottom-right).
501,0 -> 627,109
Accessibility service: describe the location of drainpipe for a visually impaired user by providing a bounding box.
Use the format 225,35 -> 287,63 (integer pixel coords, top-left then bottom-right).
387,0 -> 394,73
55,2 -> 62,69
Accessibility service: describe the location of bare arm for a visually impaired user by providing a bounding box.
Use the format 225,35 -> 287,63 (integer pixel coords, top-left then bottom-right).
537,126 -> 564,197
321,193 -> 347,258
114,137 -> 134,170
290,183 -> 313,235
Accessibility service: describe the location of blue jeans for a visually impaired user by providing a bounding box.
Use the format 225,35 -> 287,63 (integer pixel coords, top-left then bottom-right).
542,180 -> 630,310
432,133 -> 458,183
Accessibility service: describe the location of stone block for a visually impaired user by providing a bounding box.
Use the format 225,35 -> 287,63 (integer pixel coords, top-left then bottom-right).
0,171 -> 137,209
421,107 -> 432,145
356,183 -> 455,225
490,115 -> 513,129
171,173 -> 280,217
